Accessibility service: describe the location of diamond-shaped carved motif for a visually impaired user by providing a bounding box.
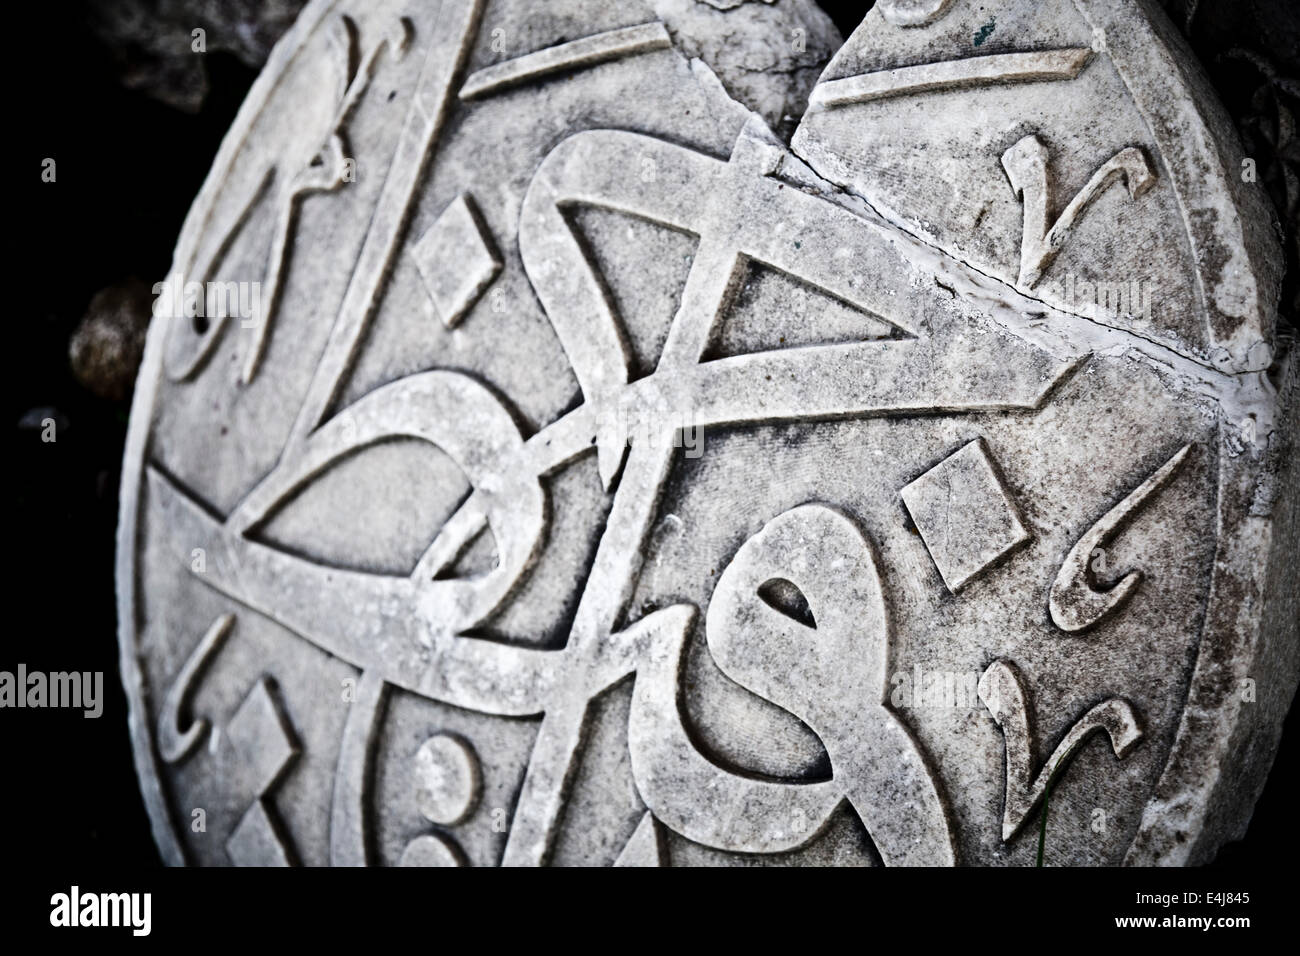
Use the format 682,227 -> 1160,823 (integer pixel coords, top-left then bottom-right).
410,193 -> 501,329
223,677 -> 299,866
901,438 -> 1032,592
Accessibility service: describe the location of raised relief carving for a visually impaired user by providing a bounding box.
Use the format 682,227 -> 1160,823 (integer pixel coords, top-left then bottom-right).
330,670 -> 386,867
414,733 -> 482,826
239,14 -> 414,385
120,0 -> 1293,871
399,833 -> 466,867
157,613 -> 234,764
162,170 -> 274,382
900,438 -> 1032,593
409,193 -> 501,328
224,677 -> 301,866
1050,444 -> 1194,633
283,0 -> 485,452
979,659 -> 1143,841
146,124 -> 1077,867
809,49 -> 1092,109
165,15 -> 413,385
613,812 -> 667,867
459,23 -> 672,102
792,0 -> 1283,370
1002,134 -> 1157,288
398,733 -> 482,866
629,504 -> 957,865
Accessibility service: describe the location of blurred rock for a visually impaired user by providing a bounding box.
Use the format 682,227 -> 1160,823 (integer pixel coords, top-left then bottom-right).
84,0 -> 307,112
69,279 -> 152,402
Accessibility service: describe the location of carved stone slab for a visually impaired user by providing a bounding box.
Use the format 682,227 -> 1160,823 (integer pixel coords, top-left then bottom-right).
118,0 -> 1299,866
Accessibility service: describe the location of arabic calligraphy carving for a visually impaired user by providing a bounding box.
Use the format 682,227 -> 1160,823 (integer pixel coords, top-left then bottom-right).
629,504 -> 957,865
979,660 -> 1143,842
1002,135 -> 1158,288
136,0 -> 1230,866
1050,444 -> 1194,633
151,116 -> 1085,864
165,14 -> 414,385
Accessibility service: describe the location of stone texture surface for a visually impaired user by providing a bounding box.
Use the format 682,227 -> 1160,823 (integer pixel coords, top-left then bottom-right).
117,0 -> 1298,867
411,194 -> 502,329
900,438 -> 1031,593
650,0 -> 842,140
792,0 -> 1284,374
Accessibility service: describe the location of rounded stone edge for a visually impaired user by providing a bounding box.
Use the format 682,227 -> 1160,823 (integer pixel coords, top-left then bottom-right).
114,0 -> 347,868
1126,360 -> 1300,865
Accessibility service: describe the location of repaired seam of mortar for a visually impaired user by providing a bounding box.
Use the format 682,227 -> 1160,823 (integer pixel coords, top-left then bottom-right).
784,135 -> 1289,442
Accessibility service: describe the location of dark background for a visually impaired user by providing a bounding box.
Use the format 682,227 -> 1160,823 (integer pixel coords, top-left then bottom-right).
9,0 -> 1298,870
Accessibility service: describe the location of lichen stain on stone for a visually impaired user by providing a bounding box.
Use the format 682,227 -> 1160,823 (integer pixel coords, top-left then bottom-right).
973,18 -> 997,47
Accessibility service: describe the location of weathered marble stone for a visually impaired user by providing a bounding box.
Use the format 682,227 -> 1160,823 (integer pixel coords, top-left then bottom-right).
118,0 -> 1298,867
